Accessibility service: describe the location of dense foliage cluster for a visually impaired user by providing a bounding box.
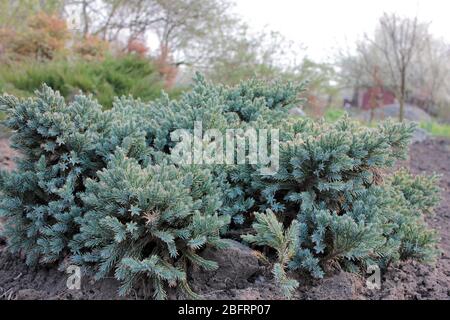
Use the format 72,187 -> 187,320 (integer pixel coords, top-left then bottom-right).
0,86 -> 148,264
0,55 -> 167,107
71,152 -> 229,299
0,74 -> 440,299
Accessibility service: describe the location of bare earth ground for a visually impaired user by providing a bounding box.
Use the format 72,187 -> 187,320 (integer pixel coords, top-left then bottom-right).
0,137 -> 449,300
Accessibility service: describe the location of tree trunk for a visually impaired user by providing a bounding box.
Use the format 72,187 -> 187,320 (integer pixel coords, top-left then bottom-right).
399,71 -> 406,122
399,96 -> 405,122
370,103 -> 375,124
82,0 -> 89,38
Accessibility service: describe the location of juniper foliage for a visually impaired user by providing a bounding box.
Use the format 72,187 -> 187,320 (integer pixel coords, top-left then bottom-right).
0,85 -> 148,264
249,164 -> 440,278
242,210 -> 300,299
0,75 -> 441,299
113,73 -> 307,224
71,151 -> 229,299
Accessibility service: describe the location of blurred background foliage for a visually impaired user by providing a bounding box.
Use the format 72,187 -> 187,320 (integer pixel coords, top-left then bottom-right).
0,0 -> 449,137
0,1 -> 335,109
0,55 -> 169,107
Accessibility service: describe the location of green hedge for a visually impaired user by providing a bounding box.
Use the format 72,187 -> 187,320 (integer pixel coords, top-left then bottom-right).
0,55 -> 180,107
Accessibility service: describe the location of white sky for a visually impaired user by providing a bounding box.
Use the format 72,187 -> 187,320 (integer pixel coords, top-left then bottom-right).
233,0 -> 450,62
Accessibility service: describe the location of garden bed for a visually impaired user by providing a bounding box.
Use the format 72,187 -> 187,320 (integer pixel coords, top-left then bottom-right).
1,137 -> 449,300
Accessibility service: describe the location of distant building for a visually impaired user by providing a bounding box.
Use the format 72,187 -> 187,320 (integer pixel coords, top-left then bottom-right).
343,87 -> 396,110
360,87 -> 396,110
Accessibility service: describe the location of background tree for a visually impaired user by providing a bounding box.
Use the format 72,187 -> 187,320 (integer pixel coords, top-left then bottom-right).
0,0 -> 64,29
63,0 -> 238,85
1,0 -> 332,100
409,37 -> 450,118
336,13 -> 450,122
373,13 -> 429,121
338,13 -> 429,122
198,26 -> 297,84
0,0 -> 66,61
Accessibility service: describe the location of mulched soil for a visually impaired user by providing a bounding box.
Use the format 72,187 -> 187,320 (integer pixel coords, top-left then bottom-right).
1,137 -> 449,300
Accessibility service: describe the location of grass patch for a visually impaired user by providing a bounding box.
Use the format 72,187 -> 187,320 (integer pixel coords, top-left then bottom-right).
324,107 -> 346,122
420,121 -> 450,138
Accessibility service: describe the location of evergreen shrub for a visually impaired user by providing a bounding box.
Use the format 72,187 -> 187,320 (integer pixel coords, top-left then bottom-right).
0,74 -> 440,299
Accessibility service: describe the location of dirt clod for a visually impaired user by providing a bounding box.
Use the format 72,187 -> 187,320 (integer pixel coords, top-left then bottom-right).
190,240 -> 262,291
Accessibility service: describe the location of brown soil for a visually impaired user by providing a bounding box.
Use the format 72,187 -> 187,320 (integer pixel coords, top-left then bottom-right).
363,138 -> 450,300
0,138 -> 17,172
1,137 -> 449,300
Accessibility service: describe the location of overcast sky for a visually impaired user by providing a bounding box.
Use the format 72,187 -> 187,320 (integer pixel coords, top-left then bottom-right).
233,0 -> 450,62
